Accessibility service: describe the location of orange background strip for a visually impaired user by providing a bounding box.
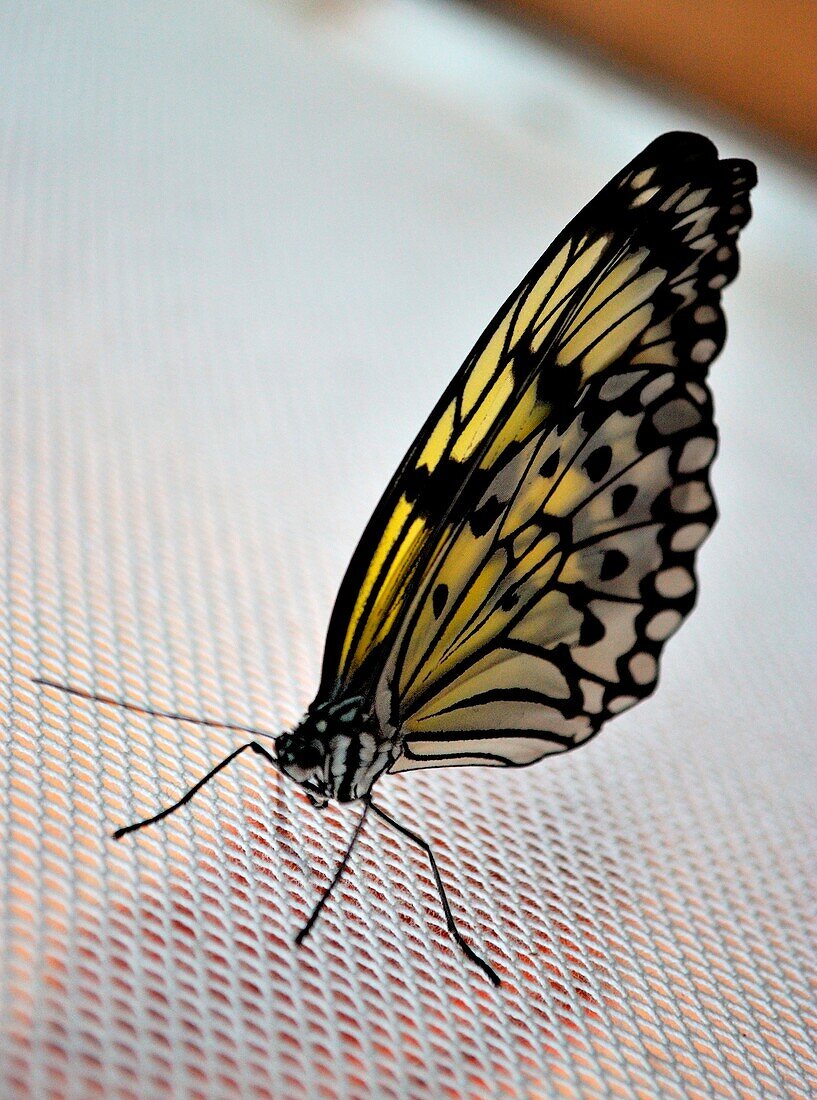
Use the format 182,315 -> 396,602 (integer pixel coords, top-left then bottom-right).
496,0 -> 817,157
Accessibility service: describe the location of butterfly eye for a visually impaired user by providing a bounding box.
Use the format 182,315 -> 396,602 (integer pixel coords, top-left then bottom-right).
277,727 -> 326,770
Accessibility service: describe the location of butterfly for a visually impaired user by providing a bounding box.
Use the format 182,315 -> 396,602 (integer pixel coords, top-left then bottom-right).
36,131 -> 755,986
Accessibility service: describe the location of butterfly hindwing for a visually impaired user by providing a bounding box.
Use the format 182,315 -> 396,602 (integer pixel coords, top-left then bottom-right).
382,368 -> 718,769
365,135 -> 754,771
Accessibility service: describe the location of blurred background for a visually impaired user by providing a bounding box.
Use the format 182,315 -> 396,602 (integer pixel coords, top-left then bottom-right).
1,2 -> 815,1098
491,0 -> 817,159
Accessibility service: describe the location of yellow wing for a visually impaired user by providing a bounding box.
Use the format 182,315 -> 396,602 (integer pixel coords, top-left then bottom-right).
318,133 -> 754,711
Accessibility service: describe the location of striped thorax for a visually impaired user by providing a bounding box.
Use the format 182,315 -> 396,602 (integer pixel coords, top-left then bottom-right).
275,696 -> 399,805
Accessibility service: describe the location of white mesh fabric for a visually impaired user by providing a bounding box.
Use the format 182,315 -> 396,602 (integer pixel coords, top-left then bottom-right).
1,2 -> 816,1098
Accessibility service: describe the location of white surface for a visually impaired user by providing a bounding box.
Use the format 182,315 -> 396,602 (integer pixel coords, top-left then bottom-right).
1,1 -> 815,1097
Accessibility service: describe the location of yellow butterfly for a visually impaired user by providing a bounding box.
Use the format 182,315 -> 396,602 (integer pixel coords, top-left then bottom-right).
38,131 -> 755,985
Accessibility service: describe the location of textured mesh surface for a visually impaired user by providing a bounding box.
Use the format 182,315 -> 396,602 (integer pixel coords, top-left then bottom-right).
2,2 -> 816,1098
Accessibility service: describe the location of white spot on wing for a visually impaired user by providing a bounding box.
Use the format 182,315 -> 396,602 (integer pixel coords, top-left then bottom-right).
629,653 -> 657,685
671,523 -> 710,552
692,338 -> 717,363
580,679 -> 605,713
652,399 -> 701,435
631,167 -> 656,189
609,695 -> 638,714
631,185 -> 660,207
646,609 -> 682,641
600,371 -> 647,401
640,374 -> 674,406
678,437 -> 716,473
655,567 -> 694,598
676,188 -> 709,213
686,382 -> 708,405
671,482 -> 712,514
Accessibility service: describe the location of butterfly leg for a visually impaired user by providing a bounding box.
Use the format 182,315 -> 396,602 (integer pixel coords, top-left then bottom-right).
368,800 -> 500,987
112,741 -> 278,839
295,802 -> 370,945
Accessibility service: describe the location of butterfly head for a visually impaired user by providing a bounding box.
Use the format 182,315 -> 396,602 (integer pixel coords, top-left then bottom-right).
275,694 -> 395,805
274,721 -> 330,807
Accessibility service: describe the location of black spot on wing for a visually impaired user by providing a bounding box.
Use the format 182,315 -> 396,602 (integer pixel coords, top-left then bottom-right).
579,607 -> 606,646
399,459 -> 430,506
536,359 -> 582,415
612,483 -> 638,518
599,549 -> 629,581
540,449 -> 560,480
499,590 -> 520,612
471,494 -> 503,536
583,445 -> 613,483
432,584 -> 448,619
403,453 -> 494,524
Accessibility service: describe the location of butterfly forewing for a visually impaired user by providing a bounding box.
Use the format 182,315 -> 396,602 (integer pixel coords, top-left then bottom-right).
319,132 -> 743,699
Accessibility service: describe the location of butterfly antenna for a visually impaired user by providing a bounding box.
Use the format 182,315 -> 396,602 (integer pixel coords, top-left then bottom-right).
32,677 -> 282,838
368,799 -> 501,986
32,676 -> 278,740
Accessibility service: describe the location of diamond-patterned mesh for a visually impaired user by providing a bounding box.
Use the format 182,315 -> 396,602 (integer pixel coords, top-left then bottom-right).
2,2 -> 816,1098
